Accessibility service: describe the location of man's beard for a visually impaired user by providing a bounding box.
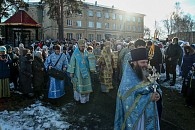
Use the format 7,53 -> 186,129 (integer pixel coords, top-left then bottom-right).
133,64 -> 149,81
79,48 -> 84,53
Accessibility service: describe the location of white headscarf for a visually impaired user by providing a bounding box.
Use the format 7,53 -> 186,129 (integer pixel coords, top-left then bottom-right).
34,51 -> 42,58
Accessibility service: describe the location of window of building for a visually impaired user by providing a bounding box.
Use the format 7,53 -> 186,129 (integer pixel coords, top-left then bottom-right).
105,12 -> 109,19
138,17 -> 141,23
67,33 -> 73,40
132,16 -> 136,22
113,23 -> 116,30
88,34 -> 94,41
105,23 -> 109,29
76,21 -> 82,27
119,24 -> 123,30
76,33 -> 82,40
96,22 -> 102,28
96,11 -> 101,18
133,26 -> 136,31
112,13 -> 116,20
119,15 -> 123,21
97,34 -> 101,42
127,25 -> 131,31
88,21 -> 94,28
127,16 -> 130,21
67,20 -> 72,26
138,26 -> 142,32
88,10 -> 93,17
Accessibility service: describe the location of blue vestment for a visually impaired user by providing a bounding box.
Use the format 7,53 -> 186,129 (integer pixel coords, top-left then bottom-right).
67,48 -> 92,94
122,52 -> 132,73
44,52 -> 68,98
114,63 -> 161,130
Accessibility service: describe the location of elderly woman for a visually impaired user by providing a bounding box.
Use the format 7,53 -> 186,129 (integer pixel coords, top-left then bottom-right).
32,51 -> 46,99
0,46 -> 12,98
19,49 -> 33,97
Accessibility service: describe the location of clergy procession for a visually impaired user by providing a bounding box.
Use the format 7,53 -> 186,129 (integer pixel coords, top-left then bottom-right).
0,37 -> 195,129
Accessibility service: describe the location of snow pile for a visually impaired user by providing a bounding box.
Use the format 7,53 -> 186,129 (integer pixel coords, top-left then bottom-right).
0,101 -> 70,130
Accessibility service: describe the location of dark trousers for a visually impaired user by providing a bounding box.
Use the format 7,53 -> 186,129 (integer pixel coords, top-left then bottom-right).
10,72 -> 19,90
165,61 -> 177,83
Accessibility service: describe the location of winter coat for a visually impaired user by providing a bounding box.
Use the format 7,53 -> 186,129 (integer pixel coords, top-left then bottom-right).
0,55 -> 12,79
149,45 -> 163,72
7,52 -> 19,79
32,56 -> 46,91
19,55 -> 33,94
181,53 -> 195,78
165,43 -> 182,65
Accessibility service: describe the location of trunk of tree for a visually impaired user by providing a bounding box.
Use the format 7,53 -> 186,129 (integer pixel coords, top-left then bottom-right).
59,0 -> 64,40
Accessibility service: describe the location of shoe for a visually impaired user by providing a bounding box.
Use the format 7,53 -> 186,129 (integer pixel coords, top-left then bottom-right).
163,79 -> 170,82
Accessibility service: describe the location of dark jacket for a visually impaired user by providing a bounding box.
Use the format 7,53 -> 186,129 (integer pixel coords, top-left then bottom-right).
0,55 -> 12,79
19,55 -> 33,94
7,52 -> 19,79
181,53 -> 195,78
149,45 -> 163,66
165,43 -> 182,65
32,56 -> 46,91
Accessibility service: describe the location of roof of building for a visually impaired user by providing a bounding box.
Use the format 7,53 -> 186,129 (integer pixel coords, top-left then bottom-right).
0,9 -> 41,27
84,2 -> 145,16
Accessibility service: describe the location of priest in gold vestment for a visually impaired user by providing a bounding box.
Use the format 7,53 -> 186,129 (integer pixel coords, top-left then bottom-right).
98,41 -> 114,92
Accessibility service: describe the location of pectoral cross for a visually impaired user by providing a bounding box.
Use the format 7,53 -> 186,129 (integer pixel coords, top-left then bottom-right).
153,84 -> 157,92
147,66 -> 160,92
82,60 -> 86,64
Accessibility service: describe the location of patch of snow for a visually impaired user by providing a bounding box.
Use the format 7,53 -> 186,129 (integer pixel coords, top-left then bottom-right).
0,102 -> 71,130
159,65 -> 183,92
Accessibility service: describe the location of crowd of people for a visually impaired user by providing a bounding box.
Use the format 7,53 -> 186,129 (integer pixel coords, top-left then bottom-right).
0,37 -> 195,129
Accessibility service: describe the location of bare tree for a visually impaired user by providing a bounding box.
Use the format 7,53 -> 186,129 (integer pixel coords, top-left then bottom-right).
144,26 -> 151,39
163,13 -> 174,35
162,2 -> 194,36
181,14 -> 194,32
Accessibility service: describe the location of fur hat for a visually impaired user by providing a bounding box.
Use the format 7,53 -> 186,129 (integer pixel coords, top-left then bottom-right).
34,51 -> 42,58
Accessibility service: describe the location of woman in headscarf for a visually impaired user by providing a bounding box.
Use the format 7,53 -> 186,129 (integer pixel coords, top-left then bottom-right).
19,48 -> 34,97
32,51 -> 46,99
0,46 -> 12,98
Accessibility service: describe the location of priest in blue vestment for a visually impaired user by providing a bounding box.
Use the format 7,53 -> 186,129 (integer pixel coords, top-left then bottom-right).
114,47 -> 161,130
44,44 -> 68,99
67,39 -> 93,104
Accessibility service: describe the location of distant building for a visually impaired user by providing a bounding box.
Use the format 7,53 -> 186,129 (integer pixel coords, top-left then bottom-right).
27,1 -> 145,41
168,31 -> 195,44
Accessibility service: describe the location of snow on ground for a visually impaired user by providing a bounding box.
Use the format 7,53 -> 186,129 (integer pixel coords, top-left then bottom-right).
159,65 -> 183,92
0,66 -> 183,130
0,101 -> 72,130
